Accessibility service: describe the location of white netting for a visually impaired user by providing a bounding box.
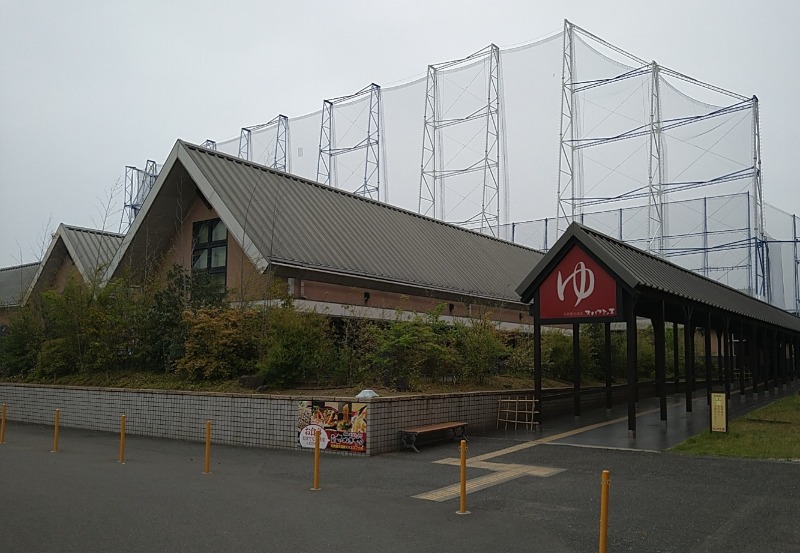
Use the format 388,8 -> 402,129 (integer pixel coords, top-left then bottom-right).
133,24 -> 798,313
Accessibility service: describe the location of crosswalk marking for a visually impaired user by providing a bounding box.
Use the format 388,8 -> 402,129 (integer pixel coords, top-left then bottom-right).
413,466 -> 533,502
413,405 -> 665,503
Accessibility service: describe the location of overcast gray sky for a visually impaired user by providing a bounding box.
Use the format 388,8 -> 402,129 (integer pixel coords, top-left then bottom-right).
1,0 -> 798,268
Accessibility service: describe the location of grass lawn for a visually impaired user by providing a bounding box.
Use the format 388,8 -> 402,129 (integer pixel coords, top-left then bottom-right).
671,393 -> 800,460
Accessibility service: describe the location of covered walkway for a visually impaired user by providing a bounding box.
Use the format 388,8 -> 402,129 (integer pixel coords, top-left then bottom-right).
488,383 -> 799,452
517,222 -> 800,437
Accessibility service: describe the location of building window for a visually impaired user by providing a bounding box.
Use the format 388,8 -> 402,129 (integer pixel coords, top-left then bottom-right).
192,219 -> 227,292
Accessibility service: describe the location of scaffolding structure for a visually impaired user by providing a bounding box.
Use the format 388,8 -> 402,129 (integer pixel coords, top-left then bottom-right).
238,114 -> 290,172
555,20 -> 769,300
119,160 -> 159,232
201,139 -> 217,150
418,44 -> 506,236
126,21 -> 799,316
317,84 -> 382,200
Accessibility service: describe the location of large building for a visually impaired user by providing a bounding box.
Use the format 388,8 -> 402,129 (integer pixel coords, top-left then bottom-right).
3,140 -> 545,329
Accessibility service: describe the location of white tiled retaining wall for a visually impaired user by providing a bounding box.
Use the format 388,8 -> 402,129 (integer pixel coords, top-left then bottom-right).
0,383 -> 643,455
0,384 -> 543,455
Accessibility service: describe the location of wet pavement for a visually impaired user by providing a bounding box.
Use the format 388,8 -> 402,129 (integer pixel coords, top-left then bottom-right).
1,382 -> 798,553
533,384 -> 800,452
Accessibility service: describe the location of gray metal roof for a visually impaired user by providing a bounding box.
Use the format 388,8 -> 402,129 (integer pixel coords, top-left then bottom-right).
61,225 -> 124,279
517,222 -> 800,332
109,140 -> 544,304
24,224 -> 124,302
0,262 -> 39,307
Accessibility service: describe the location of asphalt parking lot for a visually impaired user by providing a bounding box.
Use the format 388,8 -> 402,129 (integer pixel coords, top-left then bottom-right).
2,399 -> 799,553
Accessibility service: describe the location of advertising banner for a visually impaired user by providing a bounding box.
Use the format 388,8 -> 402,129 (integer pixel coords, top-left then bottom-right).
297,400 -> 368,453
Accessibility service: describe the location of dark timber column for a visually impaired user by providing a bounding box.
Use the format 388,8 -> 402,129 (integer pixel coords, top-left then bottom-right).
716,330 -> 723,386
653,303 -> 667,424
533,292 -> 543,427
724,319 -> 732,400
684,309 -> 694,413
573,323 -> 581,420
772,330 -> 778,394
705,314 -> 712,405
781,334 -> 788,389
626,295 -> 638,437
777,333 -> 783,391
738,323 -> 746,398
766,330 -> 774,396
605,322 -> 613,411
751,324 -> 759,398
673,321 -> 680,393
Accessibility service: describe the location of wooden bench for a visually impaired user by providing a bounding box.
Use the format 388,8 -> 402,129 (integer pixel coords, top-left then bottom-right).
400,421 -> 468,452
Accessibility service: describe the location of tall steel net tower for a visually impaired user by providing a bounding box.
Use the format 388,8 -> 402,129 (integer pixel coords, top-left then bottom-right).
418,44 -> 505,237
119,160 -> 159,233
316,83 -> 382,200
238,114 -> 290,172
555,20 -> 765,297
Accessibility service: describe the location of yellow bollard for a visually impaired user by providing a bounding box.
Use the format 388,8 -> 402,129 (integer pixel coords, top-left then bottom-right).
457,439 -> 470,515
52,408 -> 61,453
599,470 -> 611,553
0,403 -> 6,444
203,420 -> 211,474
311,429 -> 321,491
119,415 -> 126,463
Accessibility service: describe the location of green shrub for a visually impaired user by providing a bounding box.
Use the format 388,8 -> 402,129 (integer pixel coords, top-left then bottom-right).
256,306 -> 338,388
363,310 -> 456,390
453,313 -> 509,384
505,331 -> 535,377
144,266 -> 225,373
177,307 -> 260,380
36,338 -> 74,377
0,306 -> 44,376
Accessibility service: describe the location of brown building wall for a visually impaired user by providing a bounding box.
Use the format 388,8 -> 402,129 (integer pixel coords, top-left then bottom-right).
154,197 -> 529,325
52,257 -> 79,293
157,198 -> 275,301
297,280 -> 531,325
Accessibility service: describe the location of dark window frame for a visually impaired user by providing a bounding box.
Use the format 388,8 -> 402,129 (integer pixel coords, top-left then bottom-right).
192,218 -> 228,292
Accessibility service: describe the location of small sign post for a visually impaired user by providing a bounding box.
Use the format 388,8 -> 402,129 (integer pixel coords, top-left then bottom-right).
710,392 -> 728,433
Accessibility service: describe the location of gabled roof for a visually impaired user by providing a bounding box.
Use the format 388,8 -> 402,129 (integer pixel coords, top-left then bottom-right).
517,222 -> 800,332
0,262 -> 39,307
24,224 -> 124,303
107,140 -> 544,304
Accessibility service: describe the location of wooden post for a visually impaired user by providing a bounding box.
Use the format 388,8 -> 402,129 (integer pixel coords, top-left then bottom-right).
751,325 -> 759,398
203,420 -> 211,474
604,323 -> 613,411
684,309 -> 694,413
457,439 -> 470,515
311,429 -> 321,491
653,304 -> 667,423
599,470 -> 611,553
52,408 -> 61,453
673,321 -> 680,393
625,295 -> 638,437
705,313 -> 713,405
119,415 -> 126,463
0,403 -> 6,444
533,293 -> 543,428
573,323 -> 581,420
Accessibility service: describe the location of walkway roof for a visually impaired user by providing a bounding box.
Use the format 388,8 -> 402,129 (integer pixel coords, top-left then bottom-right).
517,222 -> 800,333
